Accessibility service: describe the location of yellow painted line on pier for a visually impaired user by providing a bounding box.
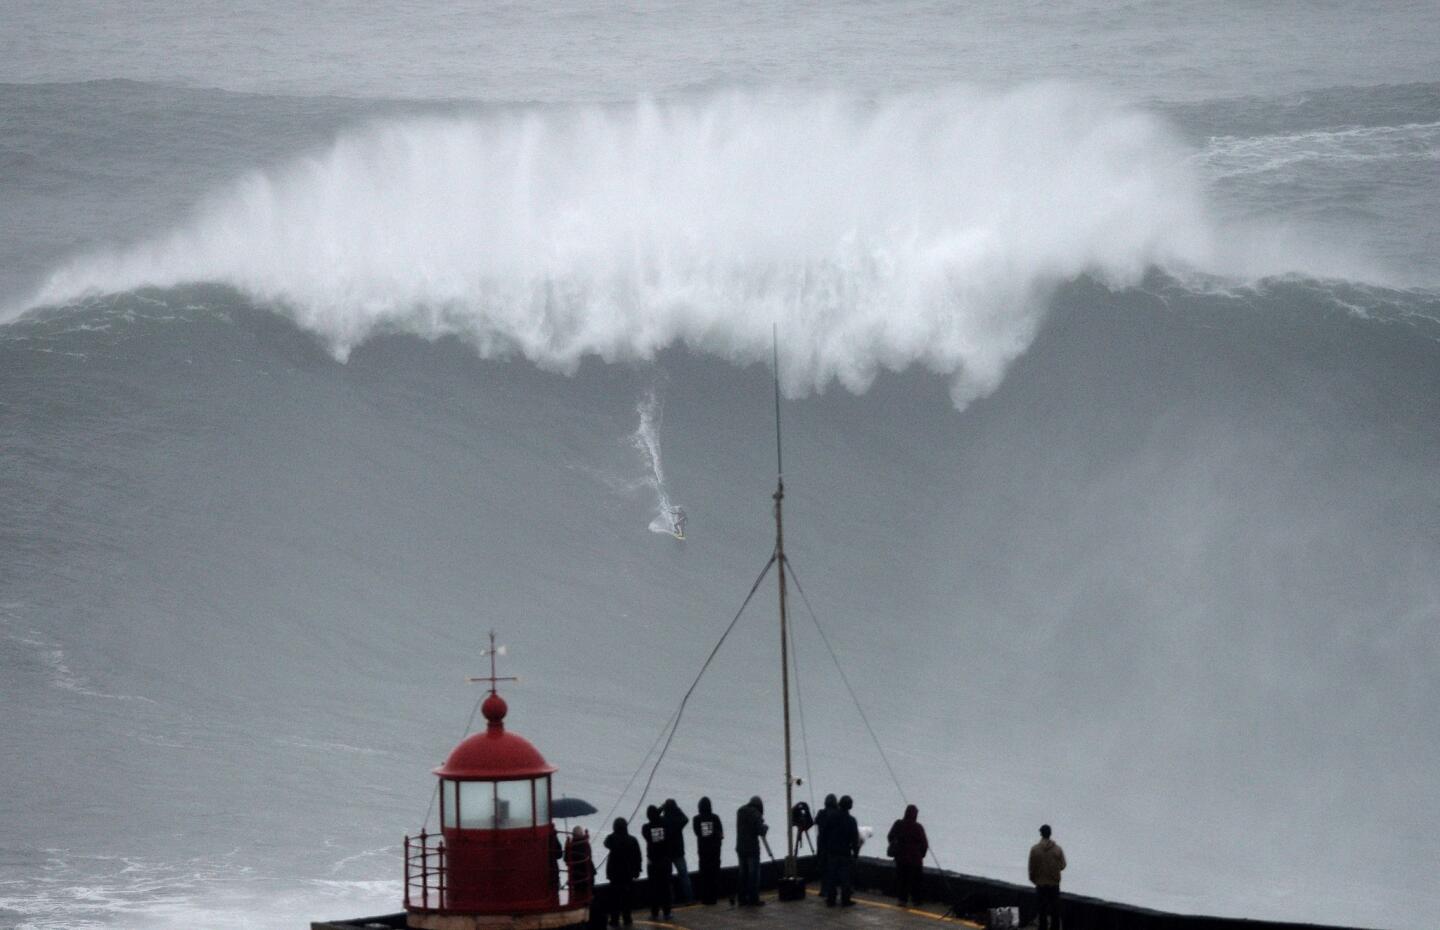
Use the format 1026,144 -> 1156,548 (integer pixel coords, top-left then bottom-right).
636,888 -> 787,926
628,890 -> 984,929
850,894 -> 985,927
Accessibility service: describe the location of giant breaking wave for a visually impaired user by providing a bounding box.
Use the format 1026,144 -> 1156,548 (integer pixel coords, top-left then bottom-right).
33,87 -> 1314,405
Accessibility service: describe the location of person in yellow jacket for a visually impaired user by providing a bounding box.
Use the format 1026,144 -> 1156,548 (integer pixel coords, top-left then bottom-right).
1028,824 -> 1066,930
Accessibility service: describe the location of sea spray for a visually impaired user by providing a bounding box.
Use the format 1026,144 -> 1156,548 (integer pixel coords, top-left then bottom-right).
31,86 -> 1229,407
631,386 -> 683,537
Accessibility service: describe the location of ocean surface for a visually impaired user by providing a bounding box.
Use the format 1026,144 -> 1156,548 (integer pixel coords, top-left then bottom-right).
2,3 -> 1438,929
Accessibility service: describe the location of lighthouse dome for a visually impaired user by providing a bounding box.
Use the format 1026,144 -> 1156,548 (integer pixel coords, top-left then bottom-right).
433,692 -> 557,778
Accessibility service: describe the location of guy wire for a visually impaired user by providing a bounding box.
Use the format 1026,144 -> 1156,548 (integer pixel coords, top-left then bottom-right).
594,704 -> 682,839
788,576 -> 816,812
784,557 -> 907,804
784,557 -> 963,895
597,552 -> 777,870
422,688 -> 489,830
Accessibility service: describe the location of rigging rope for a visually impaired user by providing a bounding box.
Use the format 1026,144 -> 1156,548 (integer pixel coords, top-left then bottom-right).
624,552 -> 776,825
785,556 -> 966,910
596,552 -> 777,869
594,704 -> 682,839
784,556 -> 909,804
789,593 -> 816,814
421,689 -> 489,831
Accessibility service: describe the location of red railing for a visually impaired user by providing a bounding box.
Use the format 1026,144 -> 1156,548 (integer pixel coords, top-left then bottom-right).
404,830 -> 593,913
405,830 -> 448,911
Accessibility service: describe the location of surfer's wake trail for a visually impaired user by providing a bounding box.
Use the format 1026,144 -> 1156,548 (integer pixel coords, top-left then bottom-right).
632,387 -> 681,537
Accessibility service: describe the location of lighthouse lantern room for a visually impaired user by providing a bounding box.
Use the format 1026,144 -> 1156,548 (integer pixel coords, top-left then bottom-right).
405,635 -> 590,930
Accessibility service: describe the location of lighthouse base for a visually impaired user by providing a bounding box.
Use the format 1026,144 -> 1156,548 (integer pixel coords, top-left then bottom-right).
406,907 -> 588,930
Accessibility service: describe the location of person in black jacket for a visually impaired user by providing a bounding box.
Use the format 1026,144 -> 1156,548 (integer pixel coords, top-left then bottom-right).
661,798 -> 693,904
548,828 -> 563,892
815,794 -> 839,902
641,805 -> 672,920
887,804 -> 928,906
692,796 -> 724,905
734,796 -> 768,906
603,818 -> 641,927
822,795 -> 860,907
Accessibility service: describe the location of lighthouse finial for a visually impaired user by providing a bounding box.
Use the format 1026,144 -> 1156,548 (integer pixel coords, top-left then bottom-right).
467,630 -> 519,695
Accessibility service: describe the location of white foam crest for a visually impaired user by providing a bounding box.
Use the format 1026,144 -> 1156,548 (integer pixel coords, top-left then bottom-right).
34,86 -> 1227,406
0,847 -> 399,930
1198,120 -> 1440,178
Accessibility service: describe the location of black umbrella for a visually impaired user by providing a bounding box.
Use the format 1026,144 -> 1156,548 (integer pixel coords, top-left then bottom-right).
552,797 -> 598,819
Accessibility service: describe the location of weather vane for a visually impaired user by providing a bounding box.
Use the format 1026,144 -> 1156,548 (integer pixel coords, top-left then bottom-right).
466,630 -> 519,694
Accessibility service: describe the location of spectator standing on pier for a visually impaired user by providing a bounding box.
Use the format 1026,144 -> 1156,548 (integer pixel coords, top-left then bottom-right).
823,795 -> 860,907
693,796 -> 724,905
642,805 -> 672,920
815,794 -> 839,901
886,804 -> 928,906
1028,824 -> 1067,930
661,798 -> 693,903
603,818 -> 641,927
548,828 -> 564,892
735,796 -> 769,906
565,826 -> 594,900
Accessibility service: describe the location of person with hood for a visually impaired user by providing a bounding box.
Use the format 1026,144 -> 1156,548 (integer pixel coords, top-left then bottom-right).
1028,823 -> 1067,930
822,795 -> 860,907
641,805 -> 672,920
692,796 -> 724,905
886,804 -> 929,906
548,827 -> 564,892
814,794 -> 839,902
661,798 -> 693,904
603,818 -> 641,927
565,826 -> 593,901
734,795 -> 768,906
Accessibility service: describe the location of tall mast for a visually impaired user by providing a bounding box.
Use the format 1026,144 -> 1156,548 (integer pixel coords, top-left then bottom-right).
772,325 -> 797,880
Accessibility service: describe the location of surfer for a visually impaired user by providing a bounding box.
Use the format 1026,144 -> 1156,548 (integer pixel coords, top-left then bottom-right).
669,506 -> 686,539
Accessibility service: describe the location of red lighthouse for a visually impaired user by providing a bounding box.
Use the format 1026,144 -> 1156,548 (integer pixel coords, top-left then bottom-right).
405,635 -> 590,930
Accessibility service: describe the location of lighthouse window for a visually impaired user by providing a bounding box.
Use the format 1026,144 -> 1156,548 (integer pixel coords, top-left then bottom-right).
458,780 -> 497,829
441,779 -> 458,829
535,776 -> 549,824
494,779 -> 534,829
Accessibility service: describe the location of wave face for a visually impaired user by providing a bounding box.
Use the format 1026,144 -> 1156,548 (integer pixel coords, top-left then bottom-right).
4,276 -> 1440,930
33,88 -> 1234,406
